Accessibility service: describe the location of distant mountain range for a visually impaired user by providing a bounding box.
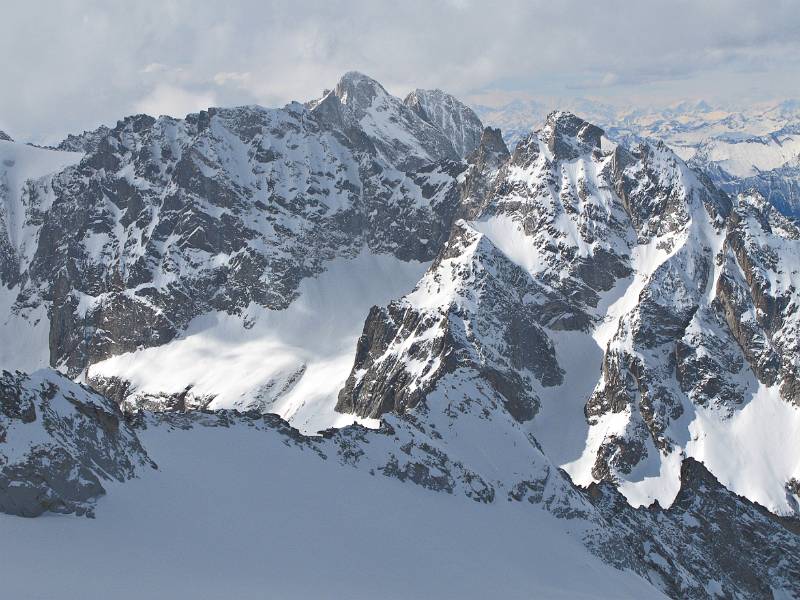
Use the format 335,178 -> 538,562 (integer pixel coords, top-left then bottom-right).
475,97 -> 800,218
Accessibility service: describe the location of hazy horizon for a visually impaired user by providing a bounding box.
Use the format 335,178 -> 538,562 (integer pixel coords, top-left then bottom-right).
3,0 -> 799,143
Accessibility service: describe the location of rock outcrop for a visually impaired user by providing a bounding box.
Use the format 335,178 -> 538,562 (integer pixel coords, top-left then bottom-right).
0,369 -> 152,517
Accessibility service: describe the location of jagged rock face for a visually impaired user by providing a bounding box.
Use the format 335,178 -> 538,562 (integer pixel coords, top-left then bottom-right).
458,126 -> 510,218
587,458 -> 800,599
583,159 -> 756,483
720,194 -> 800,405
473,112 -> 634,328
0,131 -> 12,142
336,107 -> 800,519
610,140 -> 727,240
331,72 -> 459,169
541,111 -> 604,161
2,74 -> 475,376
0,369 -> 152,517
336,221 -> 563,421
586,187 -> 800,485
404,89 -> 484,159
57,126 -> 111,153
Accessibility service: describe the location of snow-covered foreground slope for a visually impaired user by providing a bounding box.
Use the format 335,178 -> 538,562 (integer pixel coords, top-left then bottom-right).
3,374 -> 798,599
0,413 -> 663,600
88,253 -> 427,433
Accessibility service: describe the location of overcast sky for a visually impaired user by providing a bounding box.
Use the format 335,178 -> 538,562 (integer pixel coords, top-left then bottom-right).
3,0 -> 799,143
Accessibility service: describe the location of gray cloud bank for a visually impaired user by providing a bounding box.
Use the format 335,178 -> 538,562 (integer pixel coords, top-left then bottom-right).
2,0 -> 799,142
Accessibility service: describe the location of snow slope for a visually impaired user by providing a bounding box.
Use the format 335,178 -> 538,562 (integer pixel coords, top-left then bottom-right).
693,130 -> 800,178
0,141 -> 83,371
0,415 -> 665,600
88,253 -> 428,433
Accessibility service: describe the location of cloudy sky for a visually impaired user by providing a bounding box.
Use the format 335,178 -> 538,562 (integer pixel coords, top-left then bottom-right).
3,0 -> 799,143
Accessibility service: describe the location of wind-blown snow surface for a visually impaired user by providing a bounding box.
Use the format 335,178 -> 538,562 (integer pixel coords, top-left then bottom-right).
686,383 -> 800,512
0,417 -> 664,600
89,253 -> 427,433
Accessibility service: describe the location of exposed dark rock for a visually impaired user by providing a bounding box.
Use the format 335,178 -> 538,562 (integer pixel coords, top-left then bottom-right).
336,222 -> 562,422
404,88 -> 484,159
0,369 -> 153,517
588,458 -> 800,599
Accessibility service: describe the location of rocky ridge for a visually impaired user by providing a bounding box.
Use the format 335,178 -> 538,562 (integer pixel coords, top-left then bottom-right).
1,73 -> 800,597
404,88 -> 484,159
1,73 -> 468,378
0,368 -> 152,517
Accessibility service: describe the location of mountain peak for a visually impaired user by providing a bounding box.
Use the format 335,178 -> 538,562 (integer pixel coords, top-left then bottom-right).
476,126 -> 508,156
337,70 -> 381,85
334,71 -> 390,108
0,130 -> 12,142
467,126 -> 509,170
543,110 -> 604,160
324,72 -> 462,169
404,88 -> 484,158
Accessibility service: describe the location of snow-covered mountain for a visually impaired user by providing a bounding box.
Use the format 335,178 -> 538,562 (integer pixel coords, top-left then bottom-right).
1,74 -> 467,431
404,88 -> 484,159
476,98 -> 800,219
689,125 -> 800,217
2,73 -> 800,598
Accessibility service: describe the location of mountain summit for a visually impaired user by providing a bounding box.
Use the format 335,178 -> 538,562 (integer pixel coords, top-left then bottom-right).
1,74 -> 800,599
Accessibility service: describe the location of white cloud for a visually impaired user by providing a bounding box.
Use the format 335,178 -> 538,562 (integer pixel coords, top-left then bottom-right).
133,85 -> 218,119
1,0 -> 799,142
213,71 -> 253,87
